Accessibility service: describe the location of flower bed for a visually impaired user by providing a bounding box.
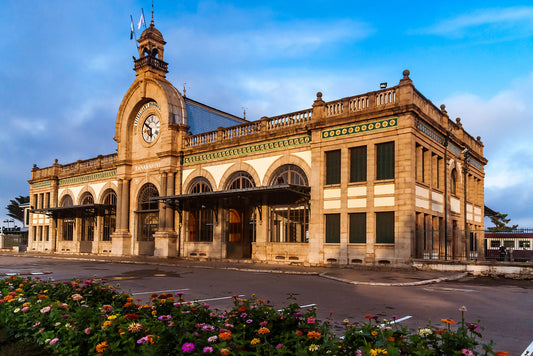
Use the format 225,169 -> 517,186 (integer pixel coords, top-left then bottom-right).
0,276 -> 506,355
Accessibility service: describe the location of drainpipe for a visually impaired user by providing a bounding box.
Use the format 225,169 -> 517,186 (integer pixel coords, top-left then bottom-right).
463,148 -> 470,260
444,132 -> 449,260
177,151 -> 184,257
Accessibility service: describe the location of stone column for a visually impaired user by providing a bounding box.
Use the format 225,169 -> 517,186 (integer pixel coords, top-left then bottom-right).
153,172 -> 178,258
166,172 -> 175,231
111,178 -> 132,256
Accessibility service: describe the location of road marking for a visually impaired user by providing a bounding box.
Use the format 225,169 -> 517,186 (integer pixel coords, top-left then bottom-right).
192,295 -> 245,303
132,288 -> 190,296
382,315 -> 412,326
423,287 -> 476,293
277,303 -> 316,312
521,340 -> 533,356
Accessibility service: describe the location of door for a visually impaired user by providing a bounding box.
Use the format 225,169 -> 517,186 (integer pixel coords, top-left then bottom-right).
226,208 -> 252,259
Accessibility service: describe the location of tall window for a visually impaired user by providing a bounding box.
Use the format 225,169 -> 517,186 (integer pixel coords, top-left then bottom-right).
102,190 -> 117,241
188,178 -> 213,242
376,142 -> 395,180
450,169 -> 457,195
325,150 -> 341,185
349,213 -> 366,243
137,183 -> 159,241
376,212 -> 394,243
80,193 -> 94,241
350,146 -> 367,182
325,214 -> 340,243
61,195 -> 74,241
270,165 -> 309,243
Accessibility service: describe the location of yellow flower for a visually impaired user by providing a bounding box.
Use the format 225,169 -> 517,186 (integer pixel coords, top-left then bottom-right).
371,331 -> 378,336
309,344 -> 319,352
250,338 -> 260,345
108,315 -> 117,320
151,310 -> 157,316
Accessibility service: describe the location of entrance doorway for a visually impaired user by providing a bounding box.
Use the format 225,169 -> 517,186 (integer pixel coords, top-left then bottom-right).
226,208 -> 254,259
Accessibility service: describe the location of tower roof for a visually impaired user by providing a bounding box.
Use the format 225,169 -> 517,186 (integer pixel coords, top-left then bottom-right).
139,23 -> 166,45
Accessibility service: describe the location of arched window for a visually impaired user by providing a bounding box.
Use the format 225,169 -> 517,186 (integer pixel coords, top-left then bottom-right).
451,169 -> 457,195
270,164 -> 308,186
80,192 -> 94,205
138,183 -> 159,211
137,183 -> 159,241
226,171 -> 255,190
269,165 -> 309,243
61,195 -> 73,207
60,195 -> 74,241
188,178 -> 213,242
102,189 -> 117,241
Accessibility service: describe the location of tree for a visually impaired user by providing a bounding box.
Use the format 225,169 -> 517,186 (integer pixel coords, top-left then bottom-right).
6,195 -> 30,223
486,211 -> 518,232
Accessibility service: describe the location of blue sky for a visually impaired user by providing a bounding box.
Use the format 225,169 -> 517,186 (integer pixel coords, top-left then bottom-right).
1,0 -> 532,228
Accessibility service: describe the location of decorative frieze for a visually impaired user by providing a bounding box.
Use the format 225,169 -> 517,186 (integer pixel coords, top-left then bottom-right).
321,118 -> 397,140
58,170 -> 116,186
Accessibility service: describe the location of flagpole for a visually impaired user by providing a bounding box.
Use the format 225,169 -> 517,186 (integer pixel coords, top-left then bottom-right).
142,8 -> 147,29
130,15 -> 139,50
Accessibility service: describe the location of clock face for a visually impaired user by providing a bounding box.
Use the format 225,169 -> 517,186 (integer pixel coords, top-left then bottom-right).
142,114 -> 160,143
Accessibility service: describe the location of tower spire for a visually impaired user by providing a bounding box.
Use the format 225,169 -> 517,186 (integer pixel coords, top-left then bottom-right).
151,1 -> 154,25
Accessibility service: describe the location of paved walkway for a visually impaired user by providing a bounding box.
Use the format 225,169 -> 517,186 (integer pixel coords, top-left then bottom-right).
0,251 -> 468,286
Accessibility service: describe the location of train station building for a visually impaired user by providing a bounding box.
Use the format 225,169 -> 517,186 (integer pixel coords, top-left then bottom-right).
28,21 -> 487,266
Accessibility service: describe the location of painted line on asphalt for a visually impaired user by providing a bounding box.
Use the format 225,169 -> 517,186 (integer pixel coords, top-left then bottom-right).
277,303 -> 316,312
380,315 -> 412,326
423,287 -> 476,293
131,288 -> 190,296
192,295 -> 245,303
521,340 -> 533,356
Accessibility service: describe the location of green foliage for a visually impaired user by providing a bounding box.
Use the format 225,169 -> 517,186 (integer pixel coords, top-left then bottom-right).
487,211 -> 518,232
0,276 -> 503,355
5,195 -> 29,223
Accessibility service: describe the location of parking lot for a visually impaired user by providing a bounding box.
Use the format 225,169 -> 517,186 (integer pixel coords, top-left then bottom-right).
1,254 -> 532,355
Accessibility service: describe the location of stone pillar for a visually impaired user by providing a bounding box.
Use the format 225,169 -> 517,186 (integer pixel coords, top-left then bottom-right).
111,178 -> 132,256
153,172 -> 178,258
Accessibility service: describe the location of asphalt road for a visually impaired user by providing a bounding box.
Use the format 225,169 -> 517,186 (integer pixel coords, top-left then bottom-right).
1,255 -> 531,355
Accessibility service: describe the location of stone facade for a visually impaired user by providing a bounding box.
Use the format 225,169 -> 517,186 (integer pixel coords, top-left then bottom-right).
27,23 -> 487,266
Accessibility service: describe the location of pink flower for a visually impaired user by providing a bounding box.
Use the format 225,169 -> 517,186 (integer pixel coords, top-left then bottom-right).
307,317 -> 316,324
182,343 -> 195,353
40,306 -> 51,313
21,307 -> 29,313
462,349 -> 474,356
84,327 -> 92,335
71,294 -> 83,301
203,346 -> 213,353
50,338 -> 59,345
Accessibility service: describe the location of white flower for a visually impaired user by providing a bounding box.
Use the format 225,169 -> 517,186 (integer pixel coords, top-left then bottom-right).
13,308 -> 21,313
418,328 -> 432,337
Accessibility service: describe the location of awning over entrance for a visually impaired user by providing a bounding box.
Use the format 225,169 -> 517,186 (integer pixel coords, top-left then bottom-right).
154,184 -> 310,211
30,204 -> 115,219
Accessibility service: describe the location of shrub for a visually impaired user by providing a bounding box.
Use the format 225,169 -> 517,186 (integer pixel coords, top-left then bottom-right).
0,276 -> 503,355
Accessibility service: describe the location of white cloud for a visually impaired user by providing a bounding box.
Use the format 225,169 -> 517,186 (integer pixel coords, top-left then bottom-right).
420,6 -> 533,39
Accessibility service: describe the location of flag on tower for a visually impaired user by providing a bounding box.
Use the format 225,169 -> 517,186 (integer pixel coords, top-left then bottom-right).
138,12 -> 145,30
130,18 -> 134,39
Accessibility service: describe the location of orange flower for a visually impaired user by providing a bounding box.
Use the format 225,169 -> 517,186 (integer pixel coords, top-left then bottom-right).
219,331 -> 233,341
220,348 -> 230,355
387,336 -> 395,342
37,294 -> 48,300
150,293 -> 158,299
435,329 -> 447,335
238,306 -> 247,313
441,318 -> 455,324
95,341 -> 109,353
495,352 -> 510,356
307,331 -> 321,340
258,327 -> 270,335
371,331 -> 378,336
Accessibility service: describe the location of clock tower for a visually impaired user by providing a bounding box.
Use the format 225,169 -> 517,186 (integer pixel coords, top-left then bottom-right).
111,19 -> 188,257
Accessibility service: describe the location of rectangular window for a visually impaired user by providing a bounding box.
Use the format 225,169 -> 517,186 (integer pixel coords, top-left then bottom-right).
350,146 -> 367,182
376,142 -> 395,180
38,226 -> 43,241
325,214 -> 340,243
325,150 -> 341,185
519,241 -> 531,248
349,213 -> 366,243
503,240 -> 515,248
490,240 -> 500,248
44,226 -> 49,242
376,212 -> 394,243
33,226 -> 37,241
45,192 -> 50,208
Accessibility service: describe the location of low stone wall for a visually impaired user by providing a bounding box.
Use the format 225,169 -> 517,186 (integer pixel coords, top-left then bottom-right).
412,259 -> 533,279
